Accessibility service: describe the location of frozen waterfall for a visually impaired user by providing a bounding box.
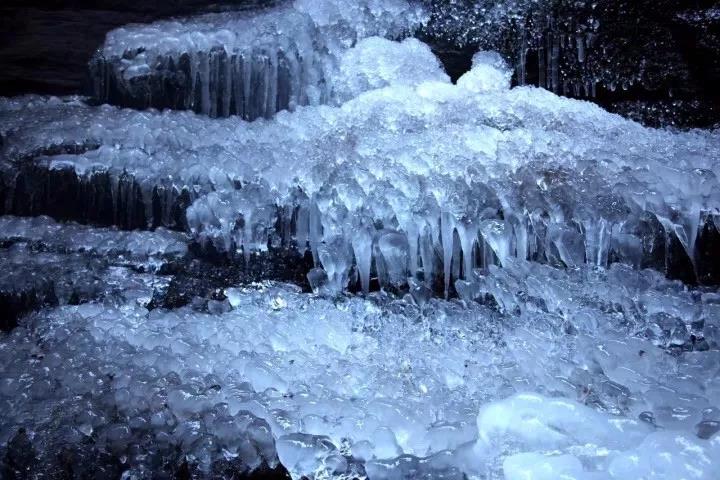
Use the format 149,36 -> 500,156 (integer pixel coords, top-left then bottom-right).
1,1 -> 719,479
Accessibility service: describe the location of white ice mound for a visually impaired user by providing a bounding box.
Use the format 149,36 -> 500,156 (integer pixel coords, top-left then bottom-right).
609,431 -> 720,480
457,50 -> 512,92
476,393 -> 649,451
503,453 -> 585,480
332,37 -> 450,102
478,393 -> 720,479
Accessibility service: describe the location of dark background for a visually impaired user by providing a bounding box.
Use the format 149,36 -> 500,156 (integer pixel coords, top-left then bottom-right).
0,1 -> 276,96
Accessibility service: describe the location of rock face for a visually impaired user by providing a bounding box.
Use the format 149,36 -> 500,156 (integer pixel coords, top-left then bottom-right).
420,0 -> 720,128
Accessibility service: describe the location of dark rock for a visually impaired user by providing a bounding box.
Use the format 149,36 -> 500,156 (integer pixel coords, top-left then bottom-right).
695,420 -> 720,440
1,428 -> 36,480
0,269 -> 57,331
159,248 -> 315,309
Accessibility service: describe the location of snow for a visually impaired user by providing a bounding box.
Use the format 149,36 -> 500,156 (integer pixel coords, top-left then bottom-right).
456,51 -> 512,93
331,37 -> 449,102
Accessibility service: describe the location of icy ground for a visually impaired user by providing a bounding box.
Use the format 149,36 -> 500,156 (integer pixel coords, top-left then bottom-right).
2,262 -> 720,479
2,2 -> 720,478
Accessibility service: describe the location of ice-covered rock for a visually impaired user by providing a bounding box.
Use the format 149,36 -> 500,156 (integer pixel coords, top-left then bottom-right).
0,215 -> 187,259
90,0 -> 426,118
0,215 -> 186,330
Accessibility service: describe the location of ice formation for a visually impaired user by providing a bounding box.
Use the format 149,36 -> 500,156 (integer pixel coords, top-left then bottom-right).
0,215 -> 188,330
90,0 -> 426,118
3,40 -> 720,293
2,3 -> 720,478
2,262 -> 719,478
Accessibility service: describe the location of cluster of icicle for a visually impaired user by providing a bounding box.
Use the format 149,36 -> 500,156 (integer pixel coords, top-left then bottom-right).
186,178 -> 719,297
424,0 -> 660,99
90,0 -> 426,118
520,27 -> 600,97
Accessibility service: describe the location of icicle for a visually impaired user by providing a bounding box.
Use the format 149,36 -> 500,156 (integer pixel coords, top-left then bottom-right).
222,50 -> 232,117
351,225 -> 373,293
281,205 -> 293,246
551,36 -> 560,93
582,218 -> 610,267
510,213 -> 528,261
266,49 -> 278,118
377,230 -> 409,288
576,34 -> 585,63
242,210 -> 253,264
318,235 -> 353,294
657,206 -> 701,275
139,180 -> 153,228
309,199 -> 323,266
538,38 -> 546,89
419,226 -> 435,288
243,52 -> 252,120
548,223 -> 585,267
611,230 -> 643,269
261,53 -> 271,119
480,220 -> 512,267
188,51 -> 198,110
232,54 -> 243,116
295,202 -> 309,255
200,52 -> 211,116
286,48 -> 301,110
517,27 -> 527,85
441,212 -> 455,298
456,222 -> 478,280
404,222 -> 419,278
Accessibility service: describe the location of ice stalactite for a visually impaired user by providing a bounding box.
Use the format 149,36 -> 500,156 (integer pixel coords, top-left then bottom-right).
90,0 -> 426,118
351,222 -> 374,293
178,182 -> 717,297
91,39 -> 320,120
